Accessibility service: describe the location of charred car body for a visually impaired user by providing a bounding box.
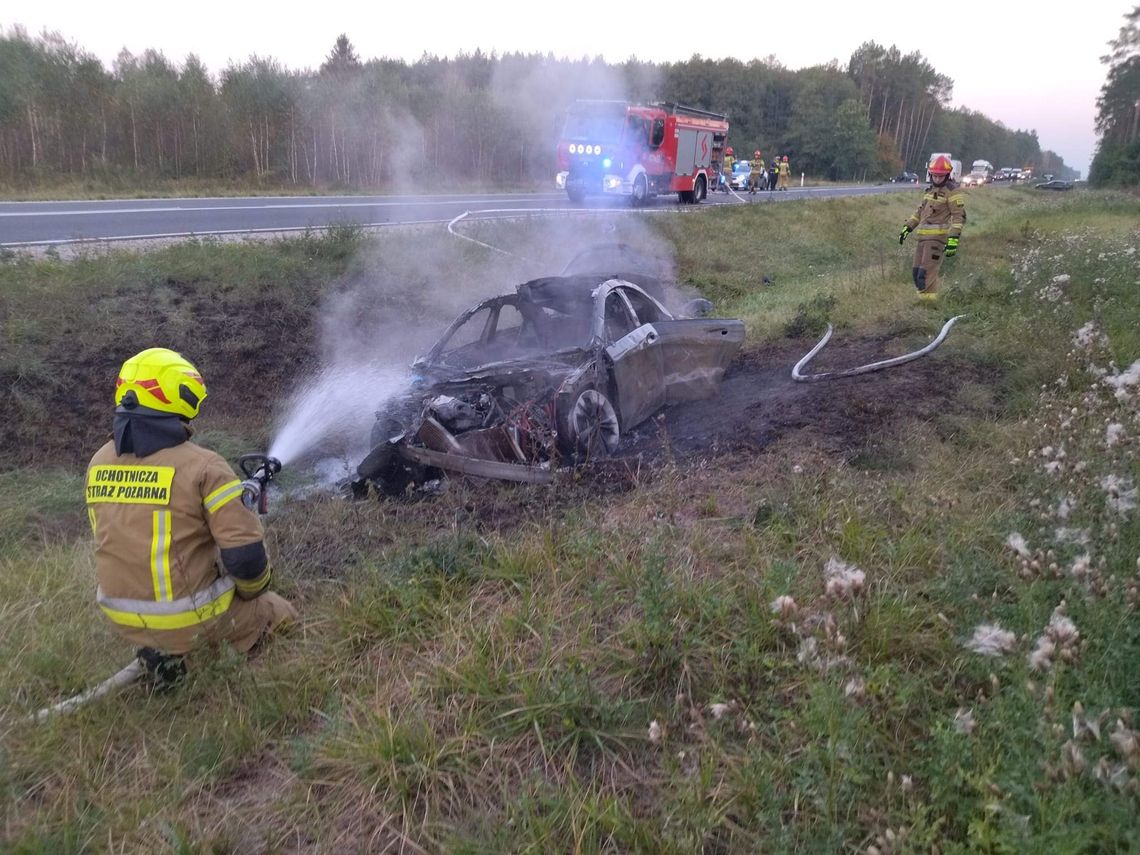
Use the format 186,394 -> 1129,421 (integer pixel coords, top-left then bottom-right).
354,273 -> 744,495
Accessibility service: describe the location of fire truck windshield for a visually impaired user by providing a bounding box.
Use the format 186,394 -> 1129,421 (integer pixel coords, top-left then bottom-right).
562,105 -> 626,143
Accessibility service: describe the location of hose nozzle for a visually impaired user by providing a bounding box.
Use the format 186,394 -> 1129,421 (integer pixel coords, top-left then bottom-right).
238,453 -> 283,514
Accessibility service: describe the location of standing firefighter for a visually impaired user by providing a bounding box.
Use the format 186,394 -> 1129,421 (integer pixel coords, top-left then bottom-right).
778,155 -> 790,190
899,154 -> 966,301
722,147 -> 735,192
749,150 -> 765,193
86,348 -> 298,683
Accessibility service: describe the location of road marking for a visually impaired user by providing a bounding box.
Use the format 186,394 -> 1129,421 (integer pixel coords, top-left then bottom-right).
0,196 -> 566,217
0,186 -> 911,246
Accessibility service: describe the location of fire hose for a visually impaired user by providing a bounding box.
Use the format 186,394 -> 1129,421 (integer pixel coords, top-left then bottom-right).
25,660 -> 147,724
446,203 -> 709,258
792,315 -> 966,382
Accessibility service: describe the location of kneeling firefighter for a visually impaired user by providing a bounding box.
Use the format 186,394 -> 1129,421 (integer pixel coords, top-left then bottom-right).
86,348 -> 297,681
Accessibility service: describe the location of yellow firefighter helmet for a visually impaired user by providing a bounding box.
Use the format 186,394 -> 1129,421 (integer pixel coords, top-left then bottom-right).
115,347 -> 207,419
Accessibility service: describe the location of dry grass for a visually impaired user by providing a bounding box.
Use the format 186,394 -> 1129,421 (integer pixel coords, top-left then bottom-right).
2,188 -> 1139,850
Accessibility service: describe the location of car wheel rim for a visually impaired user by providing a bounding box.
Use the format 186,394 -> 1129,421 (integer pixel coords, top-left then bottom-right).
571,390 -> 619,455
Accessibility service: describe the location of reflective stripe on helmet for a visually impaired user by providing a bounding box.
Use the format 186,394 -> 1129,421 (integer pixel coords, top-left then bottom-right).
203,480 -> 243,513
97,576 -> 236,629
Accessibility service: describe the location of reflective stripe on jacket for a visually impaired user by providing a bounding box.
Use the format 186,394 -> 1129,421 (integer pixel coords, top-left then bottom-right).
905,179 -> 967,240
86,439 -> 266,633
97,577 -> 235,629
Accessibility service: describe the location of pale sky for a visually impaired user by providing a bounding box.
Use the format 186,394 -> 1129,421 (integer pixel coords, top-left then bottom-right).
5,0 -> 1129,176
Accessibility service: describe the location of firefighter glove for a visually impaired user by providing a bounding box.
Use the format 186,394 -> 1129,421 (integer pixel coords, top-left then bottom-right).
899,225 -> 911,245
945,236 -> 959,257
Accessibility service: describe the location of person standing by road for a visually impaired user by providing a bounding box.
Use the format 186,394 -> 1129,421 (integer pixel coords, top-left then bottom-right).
749,150 -> 765,194
778,155 -> 791,190
768,157 -> 780,192
86,348 -> 298,683
898,154 -> 966,301
722,147 -> 735,193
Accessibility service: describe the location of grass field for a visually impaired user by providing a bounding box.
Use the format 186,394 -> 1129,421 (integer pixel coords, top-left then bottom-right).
1,186 -> 1138,851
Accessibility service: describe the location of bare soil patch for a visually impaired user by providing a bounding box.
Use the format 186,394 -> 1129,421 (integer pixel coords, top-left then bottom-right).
619,334 -> 994,464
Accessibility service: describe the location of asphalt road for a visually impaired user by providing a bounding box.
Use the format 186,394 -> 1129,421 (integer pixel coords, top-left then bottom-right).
0,184 -> 915,247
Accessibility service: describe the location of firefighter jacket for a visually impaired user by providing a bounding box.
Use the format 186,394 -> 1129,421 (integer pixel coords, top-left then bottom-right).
779,160 -> 790,177
86,438 -> 273,644
905,179 -> 966,241
724,155 -> 735,174
754,158 -> 765,174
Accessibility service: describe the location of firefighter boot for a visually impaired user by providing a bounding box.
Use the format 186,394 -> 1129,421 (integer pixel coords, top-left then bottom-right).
137,646 -> 187,691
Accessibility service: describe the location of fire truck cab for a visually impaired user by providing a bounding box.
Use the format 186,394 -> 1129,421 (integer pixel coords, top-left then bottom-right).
555,101 -> 729,206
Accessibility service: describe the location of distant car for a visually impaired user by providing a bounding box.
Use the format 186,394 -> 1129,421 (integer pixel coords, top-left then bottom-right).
961,171 -> 989,187
1035,179 -> 1073,191
891,171 -> 919,183
730,160 -> 753,189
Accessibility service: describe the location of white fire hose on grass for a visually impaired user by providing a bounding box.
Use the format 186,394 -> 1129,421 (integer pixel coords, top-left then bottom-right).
445,187 -> 754,257
446,205 -> 701,258
792,315 -> 966,382
26,659 -> 146,724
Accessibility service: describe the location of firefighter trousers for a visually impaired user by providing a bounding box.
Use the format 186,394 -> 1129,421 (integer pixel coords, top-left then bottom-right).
912,238 -> 948,294
113,591 -> 299,659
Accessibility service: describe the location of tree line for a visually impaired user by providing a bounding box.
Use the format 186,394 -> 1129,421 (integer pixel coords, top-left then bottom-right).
1090,5 -> 1140,187
0,28 -> 1080,190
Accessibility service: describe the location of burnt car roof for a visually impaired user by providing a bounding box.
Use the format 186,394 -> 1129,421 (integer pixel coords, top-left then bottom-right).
518,273 -> 668,308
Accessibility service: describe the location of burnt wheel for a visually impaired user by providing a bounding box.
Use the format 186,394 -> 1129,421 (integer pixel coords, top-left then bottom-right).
568,388 -> 620,459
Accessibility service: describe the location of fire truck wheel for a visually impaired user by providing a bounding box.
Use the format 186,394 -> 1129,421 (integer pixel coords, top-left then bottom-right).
693,175 -> 706,203
567,187 -> 585,204
631,174 -> 649,207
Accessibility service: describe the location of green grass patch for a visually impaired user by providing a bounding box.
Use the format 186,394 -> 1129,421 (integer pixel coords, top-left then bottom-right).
2,189 -> 1139,849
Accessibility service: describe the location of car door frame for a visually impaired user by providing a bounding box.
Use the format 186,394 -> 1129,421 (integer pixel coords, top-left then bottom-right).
595,284 -> 666,430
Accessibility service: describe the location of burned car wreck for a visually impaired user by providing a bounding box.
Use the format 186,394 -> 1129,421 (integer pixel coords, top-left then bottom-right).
353,273 -> 745,496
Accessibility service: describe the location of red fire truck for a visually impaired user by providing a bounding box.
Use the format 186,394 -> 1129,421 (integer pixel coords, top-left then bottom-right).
555,101 -> 729,206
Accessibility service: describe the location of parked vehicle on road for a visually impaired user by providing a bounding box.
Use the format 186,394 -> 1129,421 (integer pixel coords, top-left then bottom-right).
555,101 -> 729,206
730,160 -> 753,190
